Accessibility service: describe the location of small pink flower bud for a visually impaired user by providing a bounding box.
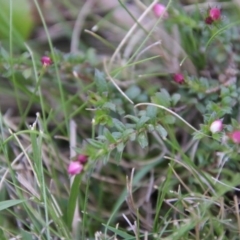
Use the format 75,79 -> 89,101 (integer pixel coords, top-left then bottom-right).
205,16 -> 214,25
209,7 -> 221,21
153,3 -> 168,18
173,73 -> 184,84
230,130 -> 240,144
41,56 -> 52,67
77,154 -> 88,164
68,161 -> 83,175
210,120 -> 223,133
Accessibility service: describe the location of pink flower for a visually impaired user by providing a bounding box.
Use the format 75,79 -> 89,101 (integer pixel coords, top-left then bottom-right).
209,7 -> 221,21
173,73 -> 184,84
41,56 -> 52,67
68,161 -> 83,175
153,3 -> 168,18
210,120 -> 223,133
230,130 -> 240,144
77,154 -> 88,164
205,7 -> 221,25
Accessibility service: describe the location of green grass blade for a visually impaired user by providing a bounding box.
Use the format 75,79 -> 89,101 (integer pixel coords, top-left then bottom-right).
0,199 -> 27,211
67,174 -> 81,230
205,20 -> 240,49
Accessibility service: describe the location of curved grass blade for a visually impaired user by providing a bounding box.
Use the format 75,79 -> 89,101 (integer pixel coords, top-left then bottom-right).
205,20 -> 240,49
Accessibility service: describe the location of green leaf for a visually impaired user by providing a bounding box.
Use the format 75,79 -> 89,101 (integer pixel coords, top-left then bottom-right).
94,69 -> 108,94
155,125 -> 168,139
147,124 -> 155,132
22,68 -> 32,79
231,118 -> 239,128
125,115 -> 139,123
95,110 -> 112,125
220,86 -> 230,96
129,131 -> 137,141
103,102 -> 116,111
125,85 -> 141,100
102,151 -> 111,164
117,142 -> 125,152
0,199 -> 27,211
122,128 -> 134,135
153,90 -> 171,107
87,139 -> 104,149
222,96 -> 232,105
137,132 -> 148,148
192,131 -> 205,140
122,128 -> 135,141
136,115 -> 150,129
104,128 -> 116,143
146,106 -> 158,119
67,174 -> 81,229
221,106 -> 232,115
112,132 -> 122,140
113,118 -> 126,132
172,93 -> 181,105
114,150 -> 123,162
161,88 -> 170,99
163,115 -> 176,124
96,135 -> 107,141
